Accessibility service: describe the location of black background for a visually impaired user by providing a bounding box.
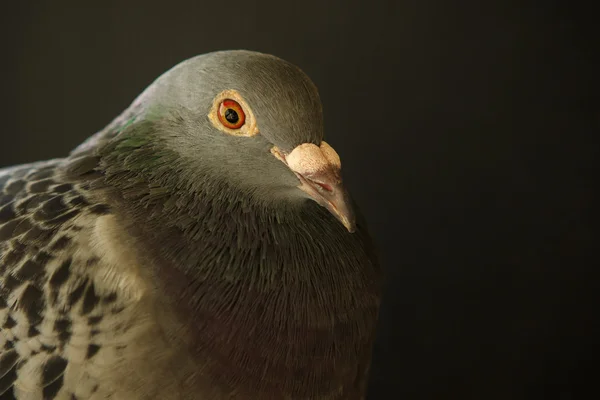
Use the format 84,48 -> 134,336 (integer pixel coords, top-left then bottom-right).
1,1 -> 597,399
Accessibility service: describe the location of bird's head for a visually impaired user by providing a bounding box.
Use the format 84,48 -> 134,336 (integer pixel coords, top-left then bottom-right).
98,50 -> 356,232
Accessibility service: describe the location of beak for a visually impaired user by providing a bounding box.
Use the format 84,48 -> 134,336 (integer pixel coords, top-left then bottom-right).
271,142 -> 357,233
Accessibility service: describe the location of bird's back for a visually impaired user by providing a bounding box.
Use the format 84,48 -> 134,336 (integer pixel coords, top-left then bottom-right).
0,160 -> 163,399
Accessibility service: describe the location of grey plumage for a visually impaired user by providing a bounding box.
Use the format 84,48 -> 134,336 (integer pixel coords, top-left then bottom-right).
1,50 -> 382,399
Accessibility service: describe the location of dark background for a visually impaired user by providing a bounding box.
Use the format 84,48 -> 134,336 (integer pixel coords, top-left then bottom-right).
1,1 -> 597,398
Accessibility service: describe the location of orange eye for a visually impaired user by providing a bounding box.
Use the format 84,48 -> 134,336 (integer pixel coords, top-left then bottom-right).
217,99 -> 246,129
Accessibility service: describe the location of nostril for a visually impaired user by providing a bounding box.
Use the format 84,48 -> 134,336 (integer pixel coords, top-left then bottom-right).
307,178 -> 333,192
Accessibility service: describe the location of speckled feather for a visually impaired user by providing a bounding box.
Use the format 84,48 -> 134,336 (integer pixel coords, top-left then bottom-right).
0,161 -> 146,400
1,50 -> 382,399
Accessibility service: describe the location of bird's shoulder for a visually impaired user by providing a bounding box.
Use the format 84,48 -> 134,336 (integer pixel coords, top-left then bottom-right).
0,159 -> 152,399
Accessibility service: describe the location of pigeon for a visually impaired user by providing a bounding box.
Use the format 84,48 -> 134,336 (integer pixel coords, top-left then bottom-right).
0,50 -> 382,399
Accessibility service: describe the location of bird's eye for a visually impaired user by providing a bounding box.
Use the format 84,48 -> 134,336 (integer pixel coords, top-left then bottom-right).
208,90 -> 258,136
217,99 -> 246,129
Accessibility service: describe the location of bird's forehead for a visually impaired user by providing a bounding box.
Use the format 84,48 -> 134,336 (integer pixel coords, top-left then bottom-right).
196,51 -> 314,90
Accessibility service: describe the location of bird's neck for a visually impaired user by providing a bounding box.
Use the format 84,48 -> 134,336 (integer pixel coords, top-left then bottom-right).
116,189 -> 380,398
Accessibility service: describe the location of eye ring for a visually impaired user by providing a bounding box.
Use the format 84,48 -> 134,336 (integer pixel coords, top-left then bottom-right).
218,99 -> 246,129
208,89 -> 259,137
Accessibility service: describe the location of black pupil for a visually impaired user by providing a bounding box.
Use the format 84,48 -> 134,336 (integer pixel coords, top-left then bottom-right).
224,108 -> 239,124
